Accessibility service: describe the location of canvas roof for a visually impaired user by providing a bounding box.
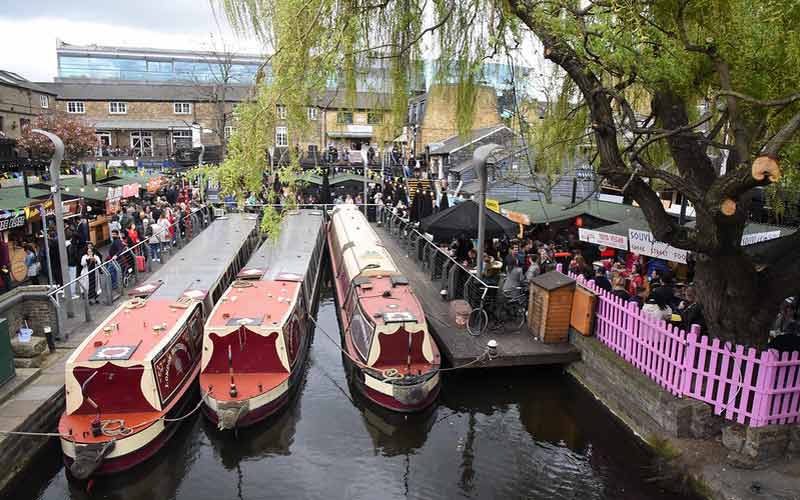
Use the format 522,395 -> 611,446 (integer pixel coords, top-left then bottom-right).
503,198 -> 642,225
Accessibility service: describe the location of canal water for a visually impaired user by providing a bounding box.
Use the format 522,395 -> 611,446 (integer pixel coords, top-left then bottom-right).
13,287 -> 695,500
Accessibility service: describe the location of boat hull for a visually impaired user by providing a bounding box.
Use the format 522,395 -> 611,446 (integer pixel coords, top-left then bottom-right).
342,351 -> 441,413
61,375 -> 199,478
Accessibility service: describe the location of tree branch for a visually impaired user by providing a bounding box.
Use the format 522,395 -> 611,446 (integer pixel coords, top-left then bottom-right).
763,110 -> 800,158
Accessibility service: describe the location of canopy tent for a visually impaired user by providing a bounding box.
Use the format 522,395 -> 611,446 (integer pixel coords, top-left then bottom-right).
502,197 -> 642,226
419,199 -> 518,242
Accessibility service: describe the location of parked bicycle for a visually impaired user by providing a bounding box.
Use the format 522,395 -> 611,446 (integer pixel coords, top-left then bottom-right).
467,285 -> 528,336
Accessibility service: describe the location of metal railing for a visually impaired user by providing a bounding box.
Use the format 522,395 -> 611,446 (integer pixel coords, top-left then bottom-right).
380,209 -> 499,310
45,205 -> 212,339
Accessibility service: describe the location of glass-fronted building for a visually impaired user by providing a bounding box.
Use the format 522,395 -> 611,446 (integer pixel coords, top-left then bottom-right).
56,42 -> 264,83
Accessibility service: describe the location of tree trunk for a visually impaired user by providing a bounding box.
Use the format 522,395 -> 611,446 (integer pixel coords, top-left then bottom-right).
693,253 -> 776,347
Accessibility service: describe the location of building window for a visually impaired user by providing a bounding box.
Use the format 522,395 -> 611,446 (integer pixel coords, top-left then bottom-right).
307,107 -> 318,121
39,95 -> 49,109
0,116 -> 4,132
337,111 -> 353,124
96,132 -> 111,146
275,126 -> 288,147
276,105 -> 287,119
367,112 -> 383,125
171,129 -> 192,150
67,101 -> 85,114
224,126 -> 234,139
109,102 -> 128,114
174,102 -> 192,115
19,118 -> 30,131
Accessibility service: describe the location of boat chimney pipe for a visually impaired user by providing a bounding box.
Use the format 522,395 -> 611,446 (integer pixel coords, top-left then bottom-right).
471,144 -> 503,277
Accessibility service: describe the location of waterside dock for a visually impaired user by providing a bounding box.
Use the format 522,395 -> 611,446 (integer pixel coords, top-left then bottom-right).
374,221 -> 580,369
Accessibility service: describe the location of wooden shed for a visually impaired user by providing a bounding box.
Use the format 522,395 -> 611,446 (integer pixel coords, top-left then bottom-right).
570,284 -> 597,336
527,272 -> 576,344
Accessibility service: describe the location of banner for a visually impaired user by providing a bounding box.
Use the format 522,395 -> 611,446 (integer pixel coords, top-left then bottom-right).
628,229 -> 688,264
579,228 -> 628,250
741,230 -> 781,246
122,183 -> 141,199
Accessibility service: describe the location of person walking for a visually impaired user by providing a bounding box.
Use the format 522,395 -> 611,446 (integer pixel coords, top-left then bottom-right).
149,219 -> 162,263
158,213 -> 171,255
80,245 -> 102,304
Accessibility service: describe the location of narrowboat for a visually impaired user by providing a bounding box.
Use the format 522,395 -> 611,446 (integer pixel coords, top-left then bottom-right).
201,210 -> 325,429
59,214 -> 258,479
327,205 -> 441,412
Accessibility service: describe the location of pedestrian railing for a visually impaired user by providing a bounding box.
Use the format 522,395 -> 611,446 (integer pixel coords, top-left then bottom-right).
381,210 -> 498,310
45,205 -> 212,340
567,269 -> 800,428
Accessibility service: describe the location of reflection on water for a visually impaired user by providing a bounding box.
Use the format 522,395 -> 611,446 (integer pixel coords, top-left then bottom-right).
12,288 -> 695,500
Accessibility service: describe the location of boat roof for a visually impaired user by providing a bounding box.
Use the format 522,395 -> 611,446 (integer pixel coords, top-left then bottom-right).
206,280 -> 300,330
330,205 -> 400,281
70,299 -> 197,365
245,210 -> 324,282
356,276 -> 425,327
149,213 -> 257,300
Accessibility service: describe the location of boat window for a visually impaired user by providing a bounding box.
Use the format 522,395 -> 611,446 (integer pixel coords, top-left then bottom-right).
350,307 -> 373,360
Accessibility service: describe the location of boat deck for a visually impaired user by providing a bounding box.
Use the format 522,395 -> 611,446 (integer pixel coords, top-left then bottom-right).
373,224 -> 580,369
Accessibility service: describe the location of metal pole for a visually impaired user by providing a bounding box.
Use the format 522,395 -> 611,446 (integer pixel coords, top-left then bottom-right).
678,195 -> 688,226
32,129 -> 73,317
40,205 -> 53,285
472,144 -> 503,277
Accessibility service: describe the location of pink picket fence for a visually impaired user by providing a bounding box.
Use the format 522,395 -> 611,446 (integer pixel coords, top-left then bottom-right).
566,271 -> 800,428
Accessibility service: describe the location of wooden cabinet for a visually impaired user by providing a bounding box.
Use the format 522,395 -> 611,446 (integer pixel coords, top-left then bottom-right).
570,285 -> 597,336
527,272 -> 576,344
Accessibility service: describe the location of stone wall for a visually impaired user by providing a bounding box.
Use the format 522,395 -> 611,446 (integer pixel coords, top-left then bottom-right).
568,330 -> 723,439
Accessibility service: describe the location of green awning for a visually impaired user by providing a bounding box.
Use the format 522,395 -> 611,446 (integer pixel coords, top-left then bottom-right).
502,198 -> 642,225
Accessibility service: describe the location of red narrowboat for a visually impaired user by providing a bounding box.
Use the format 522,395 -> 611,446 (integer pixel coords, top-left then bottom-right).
59,214 -> 258,479
327,205 -> 441,412
201,210 -> 325,429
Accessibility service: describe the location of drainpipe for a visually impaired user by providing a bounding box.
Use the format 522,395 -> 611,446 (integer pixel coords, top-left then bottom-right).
472,143 -> 503,277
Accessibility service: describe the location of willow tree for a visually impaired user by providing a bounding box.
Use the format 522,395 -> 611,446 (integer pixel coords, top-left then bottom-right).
218,0 -> 800,347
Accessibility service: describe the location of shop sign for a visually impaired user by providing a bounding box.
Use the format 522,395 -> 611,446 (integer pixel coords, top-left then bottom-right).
106,186 -> 123,201
485,199 -> 500,213
628,229 -> 688,264
741,230 -> 781,246
122,183 -> 141,198
0,209 -> 26,231
579,228 -> 628,250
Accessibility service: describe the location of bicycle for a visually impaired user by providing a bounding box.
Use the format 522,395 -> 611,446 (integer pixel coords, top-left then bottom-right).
467,286 -> 528,336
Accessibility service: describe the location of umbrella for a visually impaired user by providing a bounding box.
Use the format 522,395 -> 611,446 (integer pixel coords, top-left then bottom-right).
419,200 -> 519,242
439,191 -> 450,211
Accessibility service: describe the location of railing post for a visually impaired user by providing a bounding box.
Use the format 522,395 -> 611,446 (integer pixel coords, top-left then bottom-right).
556,263 -> 563,273
625,300 -> 639,363
751,349 -> 779,427
680,326 -> 700,398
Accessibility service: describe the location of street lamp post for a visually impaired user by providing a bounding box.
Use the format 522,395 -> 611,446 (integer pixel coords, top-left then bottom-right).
472,143 -> 503,277
31,129 -> 73,318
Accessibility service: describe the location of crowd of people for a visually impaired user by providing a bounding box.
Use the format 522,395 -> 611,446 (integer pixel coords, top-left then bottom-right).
15,180 -> 200,304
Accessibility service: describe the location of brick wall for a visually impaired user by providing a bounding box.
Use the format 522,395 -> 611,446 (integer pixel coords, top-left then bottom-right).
0,85 -> 54,139
418,85 -> 502,148
0,286 -> 59,340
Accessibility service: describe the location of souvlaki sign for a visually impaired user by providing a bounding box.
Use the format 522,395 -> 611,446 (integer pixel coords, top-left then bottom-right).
628,229 -> 688,264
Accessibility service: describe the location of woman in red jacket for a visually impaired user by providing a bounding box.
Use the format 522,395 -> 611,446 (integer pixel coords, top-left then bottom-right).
126,222 -> 140,246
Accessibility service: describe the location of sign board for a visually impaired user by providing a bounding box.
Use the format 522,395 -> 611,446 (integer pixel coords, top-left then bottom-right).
191,124 -> 202,148
0,209 -> 26,232
485,199 -> 500,213
598,193 -> 624,204
741,230 -> 781,246
578,228 -> 628,250
347,125 -> 373,134
628,229 -> 688,264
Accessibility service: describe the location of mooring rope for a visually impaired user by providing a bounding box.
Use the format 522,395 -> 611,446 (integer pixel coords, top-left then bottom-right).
0,390 -> 209,440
